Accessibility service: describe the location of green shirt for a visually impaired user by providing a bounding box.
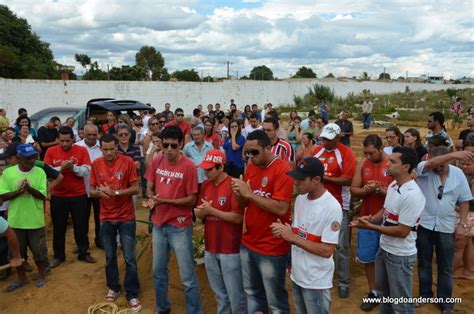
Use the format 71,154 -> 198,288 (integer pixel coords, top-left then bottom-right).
0,165 -> 47,229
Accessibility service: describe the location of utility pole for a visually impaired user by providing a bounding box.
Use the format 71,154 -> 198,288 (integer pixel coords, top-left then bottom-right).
226,61 -> 233,79
107,64 -> 110,81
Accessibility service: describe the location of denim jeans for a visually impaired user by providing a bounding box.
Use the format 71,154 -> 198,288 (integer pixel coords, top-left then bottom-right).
152,224 -> 203,314
416,226 -> 455,310
375,248 -> 416,314
100,221 -> 140,301
336,210 -> 350,288
240,244 -> 289,314
205,251 -> 246,314
291,281 -> 331,314
363,113 -> 372,129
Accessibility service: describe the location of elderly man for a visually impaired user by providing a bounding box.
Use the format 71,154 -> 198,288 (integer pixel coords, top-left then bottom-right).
415,147 -> 473,312
183,126 -> 214,185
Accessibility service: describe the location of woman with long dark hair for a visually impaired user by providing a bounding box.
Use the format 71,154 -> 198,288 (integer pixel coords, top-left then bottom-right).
404,128 -> 427,163
203,118 -> 220,149
223,119 -> 245,178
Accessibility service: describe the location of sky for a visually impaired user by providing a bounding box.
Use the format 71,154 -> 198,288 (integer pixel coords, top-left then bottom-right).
2,0 -> 473,79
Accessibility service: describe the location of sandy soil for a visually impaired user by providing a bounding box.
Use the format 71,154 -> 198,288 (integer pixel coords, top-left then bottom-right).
0,123 -> 473,313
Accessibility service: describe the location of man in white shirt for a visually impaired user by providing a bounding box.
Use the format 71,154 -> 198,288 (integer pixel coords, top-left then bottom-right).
242,113 -> 262,138
362,97 -> 373,130
76,124 -> 103,249
415,147 -> 473,312
271,157 -> 342,314
351,146 -> 425,313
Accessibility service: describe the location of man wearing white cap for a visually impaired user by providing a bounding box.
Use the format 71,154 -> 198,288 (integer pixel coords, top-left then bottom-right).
194,149 -> 246,313
312,123 -> 356,298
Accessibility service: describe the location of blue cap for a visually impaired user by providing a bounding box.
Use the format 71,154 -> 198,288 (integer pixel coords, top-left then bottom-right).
16,144 -> 38,157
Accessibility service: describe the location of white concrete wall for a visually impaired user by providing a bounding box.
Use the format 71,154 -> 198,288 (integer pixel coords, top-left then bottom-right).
0,78 -> 471,118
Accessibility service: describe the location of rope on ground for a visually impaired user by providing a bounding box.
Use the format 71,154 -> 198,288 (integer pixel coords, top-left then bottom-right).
87,302 -> 135,314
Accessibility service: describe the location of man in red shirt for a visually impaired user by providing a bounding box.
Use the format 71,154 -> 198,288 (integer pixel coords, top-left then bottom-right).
165,108 -> 192,143
350,134 -> 393,311
194,150 -> 246,313
44,126 -> 96,267
90,134 -> 142,312
312,123 -> 356,298
263,117 -> 295,164
144,126 -> 202,314
231,130 -> 294,313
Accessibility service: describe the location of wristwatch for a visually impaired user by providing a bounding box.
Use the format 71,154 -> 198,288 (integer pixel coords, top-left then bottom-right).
375,187 -> 381,194
461,223 -> 468,229
115,190 -> 120,196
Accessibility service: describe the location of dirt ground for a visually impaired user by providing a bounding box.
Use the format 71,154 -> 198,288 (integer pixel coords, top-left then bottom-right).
0,122 -> 473,313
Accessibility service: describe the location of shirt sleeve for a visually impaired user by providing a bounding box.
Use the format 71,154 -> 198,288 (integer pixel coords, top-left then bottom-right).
321,203 -> 342,244
416,161 -> 429,176
0,217 -> 8,234
456,170 -> 473,203
41,162 -> 60,180
341,149 -> 356,179
271,166 -> 294,203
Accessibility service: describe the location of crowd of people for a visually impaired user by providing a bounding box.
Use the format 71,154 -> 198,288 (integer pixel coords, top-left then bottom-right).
0,99 -> 473,314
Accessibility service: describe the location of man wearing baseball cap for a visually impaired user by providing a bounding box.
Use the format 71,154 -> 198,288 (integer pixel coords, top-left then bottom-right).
194,150 -> 246,313
313,123 -> 356,298
0,144 -> 48,291
271,157 -> 342,313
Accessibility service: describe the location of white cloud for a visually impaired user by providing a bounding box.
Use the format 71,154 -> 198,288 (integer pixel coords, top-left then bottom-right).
0,0 -> 472,79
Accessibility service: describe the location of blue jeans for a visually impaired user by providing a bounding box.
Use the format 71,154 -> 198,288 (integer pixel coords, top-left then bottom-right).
416,226 -> 455,310
100,221 -> 140,301
152,224 -> 203,314
363,113 -> 372,129
291,281 -> 331,314
240,244 -> 289,313
205,251 -> 246,314
375,248 -> 416,314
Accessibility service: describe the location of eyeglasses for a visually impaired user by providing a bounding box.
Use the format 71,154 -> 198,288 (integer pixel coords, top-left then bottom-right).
118,133 -> 130,137
150,123 -> 159,126
230,125 -> 239,128
437,185 -> 444,200
245,149 -> 260,157
159,121 -> 166,124
176,114 -> 184,117
163,143 -> 179,149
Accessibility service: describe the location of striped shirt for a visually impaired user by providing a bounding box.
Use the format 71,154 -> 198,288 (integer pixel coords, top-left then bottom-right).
271,138 -> 295,162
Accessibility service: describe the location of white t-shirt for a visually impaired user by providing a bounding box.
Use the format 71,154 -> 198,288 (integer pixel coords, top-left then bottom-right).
75,139 -> 103,196
291,191 -> 342,289
383,146 -> 393,156
242,125 -> 262,138
379,179 -> 425,256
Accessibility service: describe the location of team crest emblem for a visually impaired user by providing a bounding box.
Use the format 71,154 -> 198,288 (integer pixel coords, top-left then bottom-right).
363,168 -> 370,176
261,177 -> 268,188
328,157 -> 335,164
177,217 -> 185,224
219,197 -> 227,206
116,172 -> 124,179
331,221 -> 341,231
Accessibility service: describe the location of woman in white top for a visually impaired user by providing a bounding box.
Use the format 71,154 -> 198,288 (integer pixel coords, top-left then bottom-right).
383,126 -> 403,155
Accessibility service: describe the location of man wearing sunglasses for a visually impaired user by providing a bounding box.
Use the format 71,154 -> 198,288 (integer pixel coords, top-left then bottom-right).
414,146 -> 473,312
165,108 -> 192,143
144,126 -> 202,314
312,123 -> 356,298
231,130 -> 294,313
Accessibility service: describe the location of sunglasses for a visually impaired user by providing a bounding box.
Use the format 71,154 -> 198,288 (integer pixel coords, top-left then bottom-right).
150,123 -> 159,126
163,143 -> 179,149
118,133 -> 130,137
176,114 -> 184,117
437,185 -> 444,200
159,120 -> 166,124
245,149 -> 260,157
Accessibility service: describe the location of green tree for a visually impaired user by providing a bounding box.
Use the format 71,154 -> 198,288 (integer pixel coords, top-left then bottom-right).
83,61 -> 108,80
109,65 -> 144,81
360,72 -> 370,81
202,75 -> 214,82
135,46 -> 165,80
249,65 -> 273,80
0,5 -> 57,78
293,66 -> 316,78
379,72 -> 391,80
159,67 -> 170,81
325,73 -> 335,78
74,53 -> 91,73
171,69 -> 200,81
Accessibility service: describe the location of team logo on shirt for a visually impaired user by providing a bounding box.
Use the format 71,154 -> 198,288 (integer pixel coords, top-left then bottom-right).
363,168 -> 371,176
116,172 -> 124,180
261,176 -> 268,188
331,221 -> 341,231
177,216 -> 185,224
328,157 -> 335,164
218,197 -> 227,206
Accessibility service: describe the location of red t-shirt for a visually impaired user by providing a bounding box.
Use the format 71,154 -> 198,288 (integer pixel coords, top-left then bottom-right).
360,159 -> 393,217
204,133 -> 221,149
241,158 -> 294,255
165,120 -> 191,135
90,154 -> 138,222
197,175 -> 243,254
312,143 -> 356,210
44,145 -> 91,197
144,155 -> 198,227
